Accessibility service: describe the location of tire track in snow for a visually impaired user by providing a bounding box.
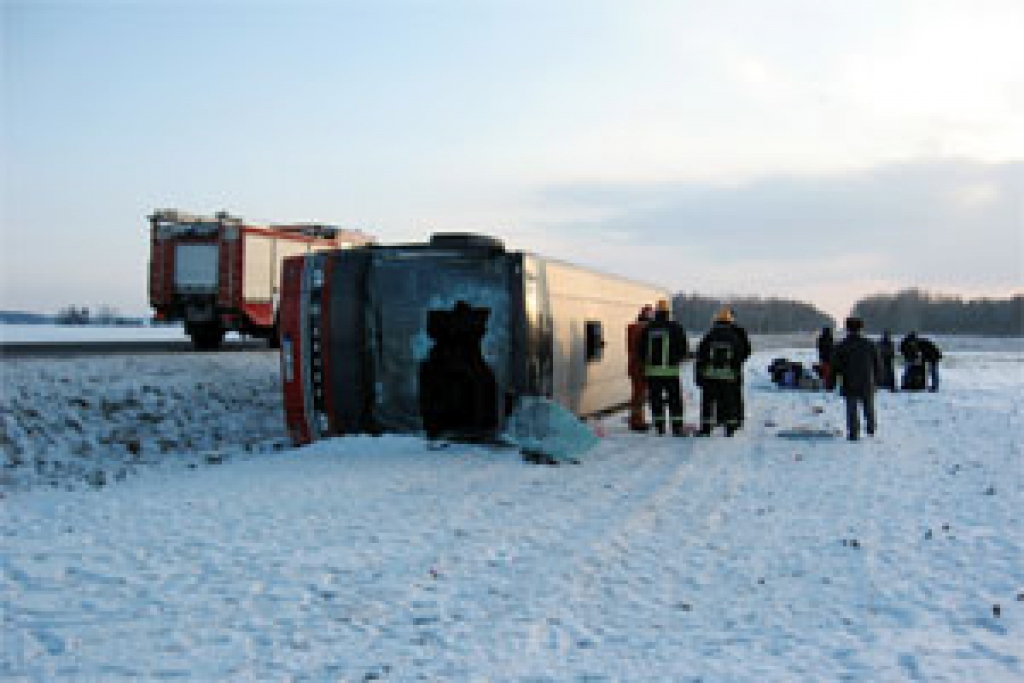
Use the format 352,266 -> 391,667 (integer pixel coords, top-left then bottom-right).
518,442 -> 707,659
291,442 -> 577,678
540,439 -> 751,668
481,436 -> 751,676
344,435 -> 700,678
728,390 -> 883,679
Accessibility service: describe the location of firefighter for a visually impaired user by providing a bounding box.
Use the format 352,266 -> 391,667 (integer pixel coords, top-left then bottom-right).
638,299 -> 689,436
694,307 -> 749,436
626,304 -> 654,431
832,317 -> 882,441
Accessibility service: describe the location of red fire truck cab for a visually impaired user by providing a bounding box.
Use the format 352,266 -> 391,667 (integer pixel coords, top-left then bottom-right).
148,209 -> 372,349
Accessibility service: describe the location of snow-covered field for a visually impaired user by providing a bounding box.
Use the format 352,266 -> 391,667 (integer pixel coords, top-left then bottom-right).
2,342 -> 1022,681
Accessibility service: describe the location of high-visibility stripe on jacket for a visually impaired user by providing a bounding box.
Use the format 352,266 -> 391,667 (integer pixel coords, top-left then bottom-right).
695,322 -> 747,384
701,365 -> 738,381
638,313 -> 689,377
644,329 -> 679,377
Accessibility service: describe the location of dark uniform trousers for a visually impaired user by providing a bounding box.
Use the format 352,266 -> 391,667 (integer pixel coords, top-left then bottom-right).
700,379 -> 741,434
845,392 -> 876,440
628,371 -> 648,429
647,376 -> 684,434
879,358 -> 897,391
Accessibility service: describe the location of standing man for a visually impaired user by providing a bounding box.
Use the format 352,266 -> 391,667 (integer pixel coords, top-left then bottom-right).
918,336 -> 943,392
638,299 -> 689,436
816,326 -> 835,390
694,307 -> 750,437
626,305 -> 654,431
832,317 -> 882,441
877,330 -> 897,392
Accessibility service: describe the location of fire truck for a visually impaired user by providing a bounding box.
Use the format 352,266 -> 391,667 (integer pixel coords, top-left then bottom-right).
148,209 -> 373,349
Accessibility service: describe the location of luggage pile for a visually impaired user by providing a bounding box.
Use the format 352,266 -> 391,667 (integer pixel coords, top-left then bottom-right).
768,358 -> 823,391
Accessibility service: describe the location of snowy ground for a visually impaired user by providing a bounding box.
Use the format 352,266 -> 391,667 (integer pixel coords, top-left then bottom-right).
1,352 -> 287,491
2,342 -> 1022,681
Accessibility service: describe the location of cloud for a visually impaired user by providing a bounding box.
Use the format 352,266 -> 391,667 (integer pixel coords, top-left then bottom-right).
531,158 -> 1023,317
952,182 -> 1001,209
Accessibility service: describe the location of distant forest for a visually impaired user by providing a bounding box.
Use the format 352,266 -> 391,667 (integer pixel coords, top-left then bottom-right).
850,290 -> 1023,336
0,307 -> 147,326
672,294 -> 835,333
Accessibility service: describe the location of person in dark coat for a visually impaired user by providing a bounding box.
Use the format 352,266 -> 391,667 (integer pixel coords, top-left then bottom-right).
626,305 -> 654,431
832,317 -> 882,441
877,330 -> 897,392
708,306 -> 752,426
899,331 -> 926,391
638,299 -> 689,436
918,336 -> 942,392
899,331 -> 920,362
816,326 -> 835,390
694,307 -> 749,437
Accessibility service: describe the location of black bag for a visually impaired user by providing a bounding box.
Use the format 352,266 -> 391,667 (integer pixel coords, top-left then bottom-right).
769,358 -> 790,384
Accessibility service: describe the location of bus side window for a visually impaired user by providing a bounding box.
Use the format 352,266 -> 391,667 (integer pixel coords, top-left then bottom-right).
585,320 -> 605,362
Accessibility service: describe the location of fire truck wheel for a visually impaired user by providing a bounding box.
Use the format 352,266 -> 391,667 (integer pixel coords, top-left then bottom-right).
190,324 -> 225,351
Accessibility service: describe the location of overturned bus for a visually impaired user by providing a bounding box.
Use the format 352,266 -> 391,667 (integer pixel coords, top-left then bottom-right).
279,234 -> 670,445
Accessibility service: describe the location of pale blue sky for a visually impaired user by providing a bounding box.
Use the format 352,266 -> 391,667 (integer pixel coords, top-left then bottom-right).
2,0 -> 1022,319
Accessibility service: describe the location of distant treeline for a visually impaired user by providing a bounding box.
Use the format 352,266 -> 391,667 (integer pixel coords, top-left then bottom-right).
672,293 -> 835,333
54,306 -> 147,326
0,310 -> 52,325
850,290 -> 1024,336
0,308 -> 148,326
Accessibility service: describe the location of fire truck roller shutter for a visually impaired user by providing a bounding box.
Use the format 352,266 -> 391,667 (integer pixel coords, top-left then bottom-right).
243,234 -> 274,301
274,240 -> 311,298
